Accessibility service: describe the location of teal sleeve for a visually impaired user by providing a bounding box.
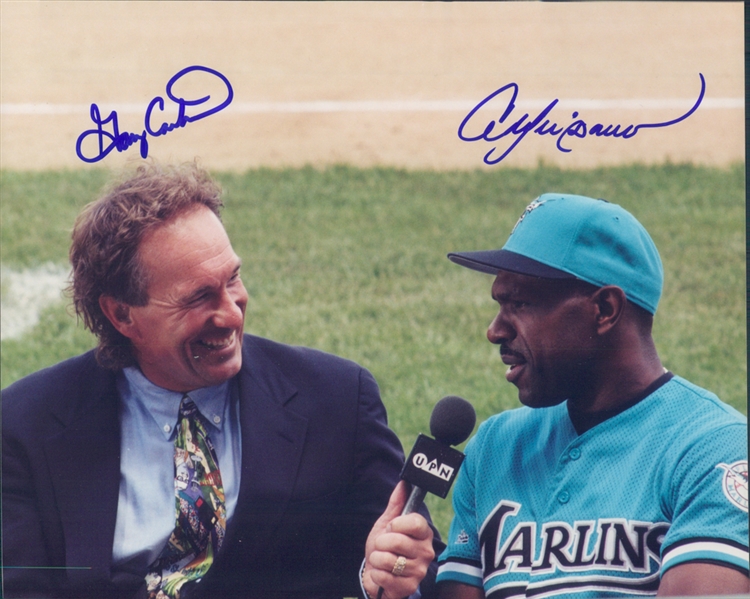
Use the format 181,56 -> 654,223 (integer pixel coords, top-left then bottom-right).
660,421 -> 748,576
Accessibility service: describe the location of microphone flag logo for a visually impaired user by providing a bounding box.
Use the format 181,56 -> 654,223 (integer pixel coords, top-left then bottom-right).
401,434 -> 466,498
412,452 -> 455,482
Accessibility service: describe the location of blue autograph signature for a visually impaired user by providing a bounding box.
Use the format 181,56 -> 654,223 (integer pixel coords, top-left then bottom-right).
75,65 -> 233,163
458,74 -> 705,165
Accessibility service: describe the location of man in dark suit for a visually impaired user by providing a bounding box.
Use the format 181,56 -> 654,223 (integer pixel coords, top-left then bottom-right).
2,162 -> 437,599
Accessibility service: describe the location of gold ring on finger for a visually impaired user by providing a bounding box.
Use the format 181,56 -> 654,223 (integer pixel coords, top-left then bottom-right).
391,555 -> 407,576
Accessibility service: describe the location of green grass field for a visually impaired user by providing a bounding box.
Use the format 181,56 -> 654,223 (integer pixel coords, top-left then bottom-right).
1,163 -> 745,536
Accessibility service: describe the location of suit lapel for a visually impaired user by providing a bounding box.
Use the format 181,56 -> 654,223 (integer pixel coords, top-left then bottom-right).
230,337 -> 308,551
43,365 -> 121,588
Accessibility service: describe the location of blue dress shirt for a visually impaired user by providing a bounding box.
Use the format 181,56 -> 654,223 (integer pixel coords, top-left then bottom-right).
111,366 -> 241,577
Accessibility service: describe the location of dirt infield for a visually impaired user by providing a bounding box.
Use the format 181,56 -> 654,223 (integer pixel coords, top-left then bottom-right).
0,2 -> 744,171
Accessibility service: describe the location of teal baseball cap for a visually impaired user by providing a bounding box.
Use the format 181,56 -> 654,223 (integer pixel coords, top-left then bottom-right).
447,193 -> 664,314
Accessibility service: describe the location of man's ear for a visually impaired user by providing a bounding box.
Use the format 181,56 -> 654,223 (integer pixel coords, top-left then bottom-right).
591,285 -> 627,335
99,295 -> 136,339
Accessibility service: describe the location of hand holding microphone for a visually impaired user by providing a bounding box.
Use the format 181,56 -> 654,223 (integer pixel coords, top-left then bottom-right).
364,396 -> 476,599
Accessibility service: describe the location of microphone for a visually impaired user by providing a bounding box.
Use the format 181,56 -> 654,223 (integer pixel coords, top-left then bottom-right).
374,396 -> 475,599
400,395 -> 476,515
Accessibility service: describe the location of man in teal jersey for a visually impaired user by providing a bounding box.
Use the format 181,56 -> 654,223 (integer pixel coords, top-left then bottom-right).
433,194 -> 748,597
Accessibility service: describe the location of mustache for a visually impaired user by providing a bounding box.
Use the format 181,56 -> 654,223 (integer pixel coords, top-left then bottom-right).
500,345 -> 526,361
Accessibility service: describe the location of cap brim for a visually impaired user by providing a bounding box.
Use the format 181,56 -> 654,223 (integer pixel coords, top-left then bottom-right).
447,249 -> 576,279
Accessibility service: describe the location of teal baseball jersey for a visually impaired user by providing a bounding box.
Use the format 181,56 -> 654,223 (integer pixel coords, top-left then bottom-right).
437,374 -> 748,597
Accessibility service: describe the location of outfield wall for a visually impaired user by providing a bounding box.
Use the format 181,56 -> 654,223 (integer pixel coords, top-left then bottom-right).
0,2 -> 743,172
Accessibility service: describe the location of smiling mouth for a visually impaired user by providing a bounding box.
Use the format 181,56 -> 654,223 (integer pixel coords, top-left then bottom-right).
191,332 -> 237,358
197,334 -> 234,350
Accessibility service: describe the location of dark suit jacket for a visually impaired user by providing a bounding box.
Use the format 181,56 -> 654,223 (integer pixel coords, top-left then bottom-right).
3,334 -> 438,599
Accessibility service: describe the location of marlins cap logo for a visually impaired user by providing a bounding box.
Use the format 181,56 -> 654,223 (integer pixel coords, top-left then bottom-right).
717,461 -> 748,512
511,197 -> 546,234
510,195 -> 610,234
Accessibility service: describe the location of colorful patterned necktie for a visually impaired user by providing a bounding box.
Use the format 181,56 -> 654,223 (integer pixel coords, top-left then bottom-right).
145,395 -> 227,599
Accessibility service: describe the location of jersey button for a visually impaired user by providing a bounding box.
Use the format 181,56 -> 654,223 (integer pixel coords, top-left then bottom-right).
558,491 -> 570,504
569,447 -> 581,460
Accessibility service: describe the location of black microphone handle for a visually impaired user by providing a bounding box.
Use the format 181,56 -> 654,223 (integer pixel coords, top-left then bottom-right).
401,484 -> 427,516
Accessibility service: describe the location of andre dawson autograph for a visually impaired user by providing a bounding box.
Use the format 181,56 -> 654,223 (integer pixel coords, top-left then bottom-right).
75,66 -> 233,163
459,74 -> 705,166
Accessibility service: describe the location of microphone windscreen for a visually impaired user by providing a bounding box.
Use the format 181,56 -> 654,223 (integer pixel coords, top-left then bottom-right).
429,395 -> 476,446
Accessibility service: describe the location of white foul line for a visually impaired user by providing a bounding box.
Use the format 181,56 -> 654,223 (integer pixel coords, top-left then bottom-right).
0,98 -> 743,115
